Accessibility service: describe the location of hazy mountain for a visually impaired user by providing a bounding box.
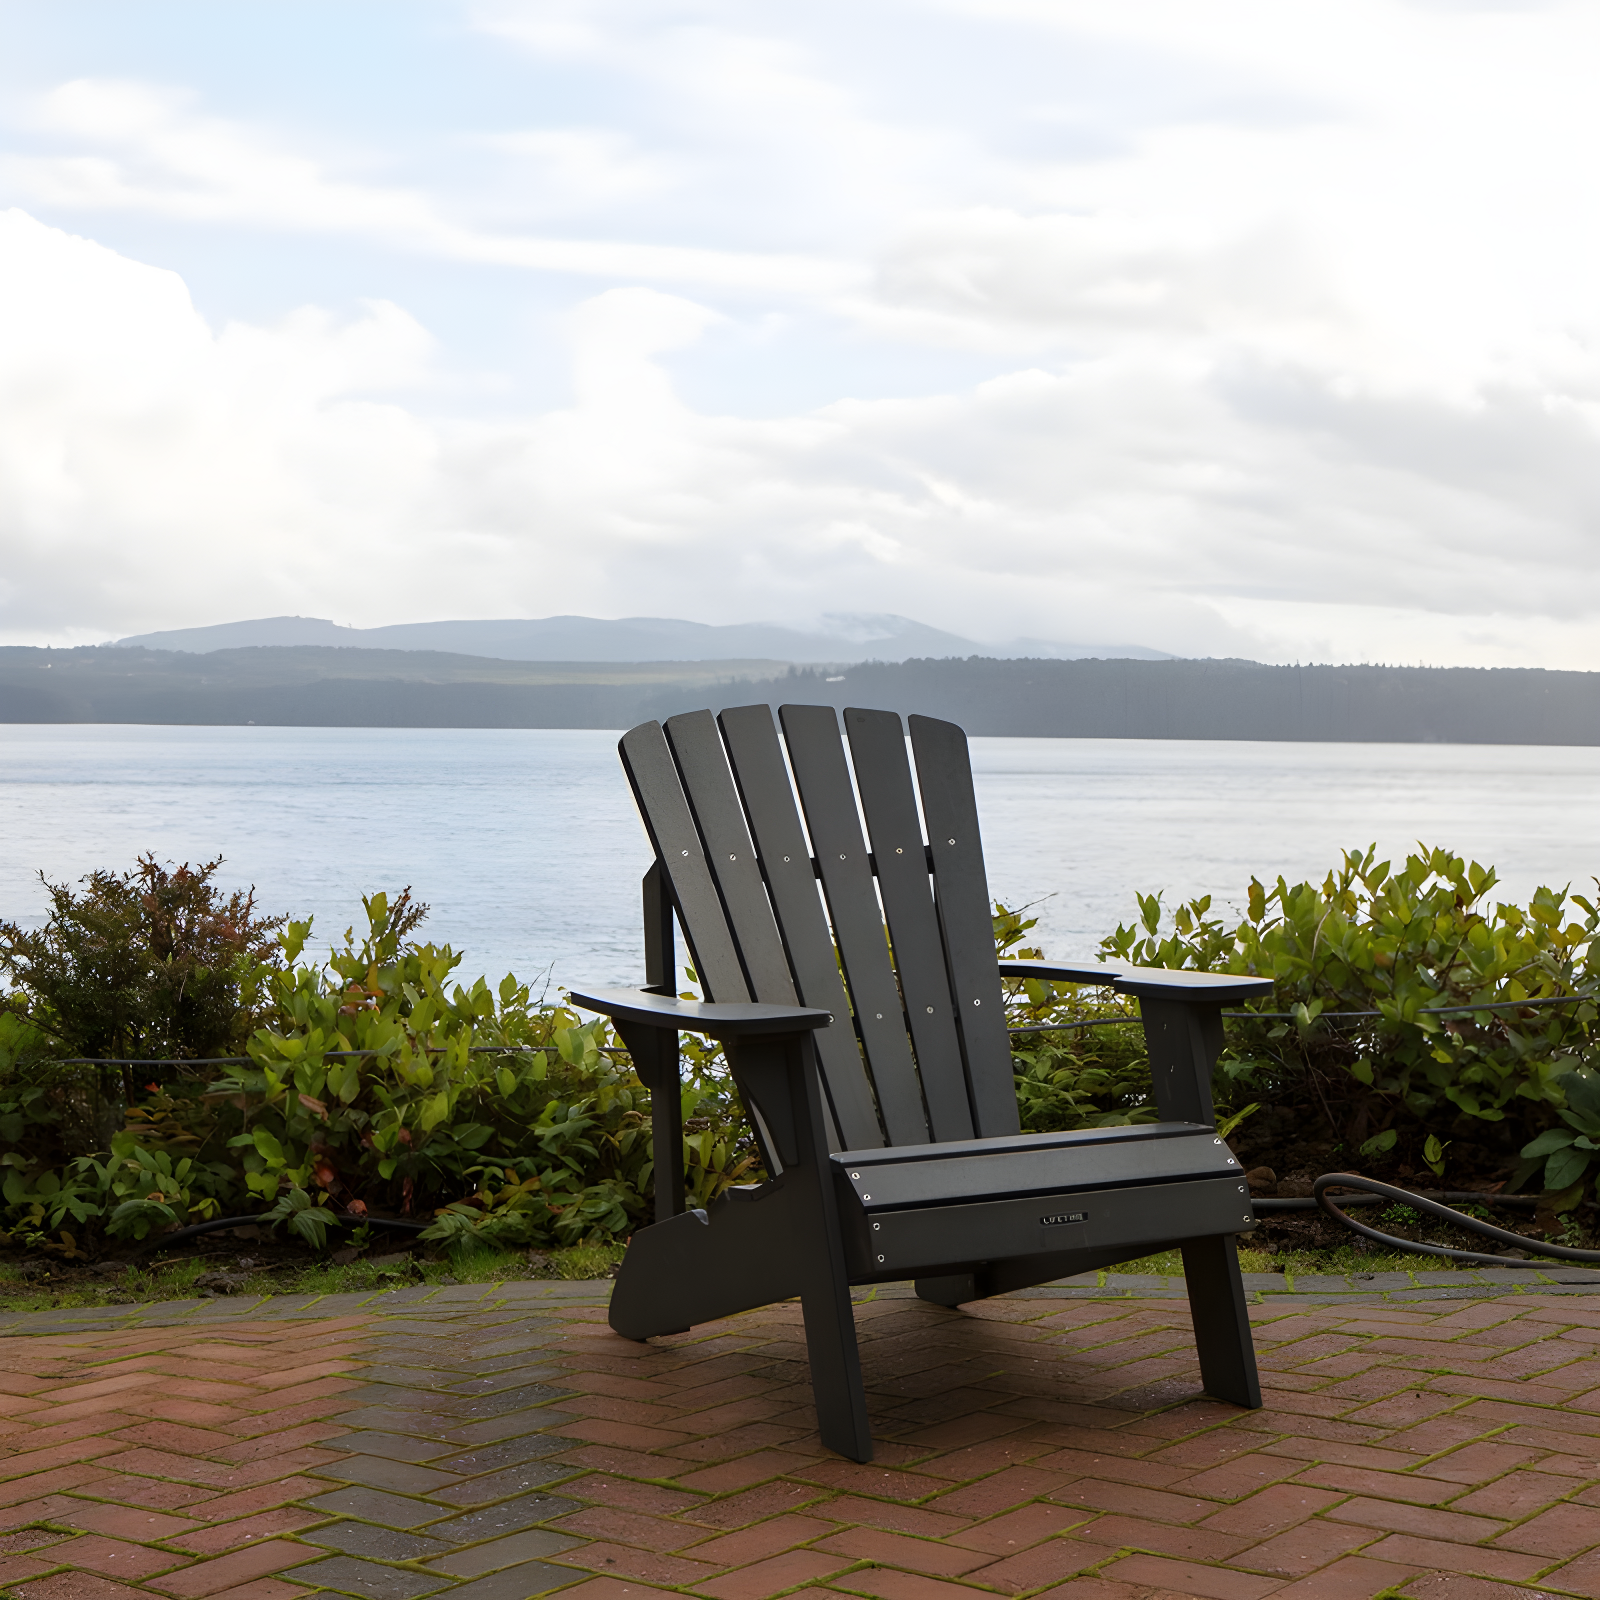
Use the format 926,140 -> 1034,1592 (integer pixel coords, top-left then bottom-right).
113,613 -> 1171,664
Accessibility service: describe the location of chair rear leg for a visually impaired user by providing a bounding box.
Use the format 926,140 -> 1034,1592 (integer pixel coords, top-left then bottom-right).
914,1273 -> 977,1307
1181,1235 -> 1261,1408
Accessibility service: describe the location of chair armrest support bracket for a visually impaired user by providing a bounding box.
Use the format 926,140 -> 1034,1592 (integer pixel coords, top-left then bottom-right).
996,965 -> 1273,1131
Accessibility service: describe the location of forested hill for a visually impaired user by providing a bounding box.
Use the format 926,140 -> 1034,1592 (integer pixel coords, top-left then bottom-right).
779,657 -> 1600,744
2,646 -> 1598,743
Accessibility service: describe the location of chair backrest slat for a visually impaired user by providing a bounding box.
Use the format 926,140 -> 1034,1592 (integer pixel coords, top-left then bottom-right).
619,722 -> 750,1003
843,707 -> 974,1142
717,706 -> 885,1151
779,705 -> 931,1147
663,712 -> 798,1004
909,714 -> 1020,1137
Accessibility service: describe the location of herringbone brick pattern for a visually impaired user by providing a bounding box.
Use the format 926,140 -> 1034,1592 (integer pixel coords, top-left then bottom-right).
11,1290 -> 1600,1599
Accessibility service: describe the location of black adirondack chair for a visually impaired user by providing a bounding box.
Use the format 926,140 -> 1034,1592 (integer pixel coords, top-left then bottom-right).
571,704 -> 1273,1462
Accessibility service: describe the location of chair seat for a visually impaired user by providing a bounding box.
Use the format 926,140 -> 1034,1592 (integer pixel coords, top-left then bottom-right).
831,1124 -> 1252,1281
832,1121 -> 1242,1211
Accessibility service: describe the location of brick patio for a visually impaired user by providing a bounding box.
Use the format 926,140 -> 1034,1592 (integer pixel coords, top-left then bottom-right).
9,1276 -> 1600,1600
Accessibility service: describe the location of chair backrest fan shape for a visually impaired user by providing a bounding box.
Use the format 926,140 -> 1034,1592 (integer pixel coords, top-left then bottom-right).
618,702 -> 1020,1156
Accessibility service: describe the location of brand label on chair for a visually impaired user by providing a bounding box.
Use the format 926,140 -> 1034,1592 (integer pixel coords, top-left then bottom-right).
1040,1211 -> 1088,1226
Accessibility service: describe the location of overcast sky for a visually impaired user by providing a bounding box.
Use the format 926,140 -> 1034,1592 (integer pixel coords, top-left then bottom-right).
3,0 -> 1599,665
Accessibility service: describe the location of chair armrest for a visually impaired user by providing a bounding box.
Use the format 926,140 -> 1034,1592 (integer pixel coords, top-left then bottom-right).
1111,967 -> 1275,1004
999,959 -> 1274,1004
569,986 -> 834,1041
999,959 -> 1124,985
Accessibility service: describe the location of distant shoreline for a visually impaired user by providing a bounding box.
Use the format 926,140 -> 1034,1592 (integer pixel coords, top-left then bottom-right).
2,645 -> 1598,744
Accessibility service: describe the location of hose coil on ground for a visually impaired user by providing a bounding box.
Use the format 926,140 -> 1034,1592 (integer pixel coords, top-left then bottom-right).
1278,1174 -> 1600,1269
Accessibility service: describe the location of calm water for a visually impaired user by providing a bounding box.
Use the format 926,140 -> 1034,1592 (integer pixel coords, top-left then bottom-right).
2,725 -> 1597,991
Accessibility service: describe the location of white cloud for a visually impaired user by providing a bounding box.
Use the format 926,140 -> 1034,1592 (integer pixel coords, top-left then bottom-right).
1,79 -> 859,296
3,1 -> 1600,666
470,128 -> 680,214
4,208 -> 1600,667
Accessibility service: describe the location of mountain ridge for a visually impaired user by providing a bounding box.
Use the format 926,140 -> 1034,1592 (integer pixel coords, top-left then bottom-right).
112,613 -> 1172,664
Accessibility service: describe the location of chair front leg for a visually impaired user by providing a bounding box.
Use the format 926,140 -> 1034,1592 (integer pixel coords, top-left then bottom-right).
614,1018 -> 684,1224
728,1031 -> 874,1463
1139,994 -> 1262,1409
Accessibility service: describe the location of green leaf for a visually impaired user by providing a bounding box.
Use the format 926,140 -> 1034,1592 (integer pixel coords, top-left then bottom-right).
106,1197 -> 178,1240
1521,1128 -> 1576,1159
1561,1071 -> 1600,1129
1215,1103 -> 1260,1141
1545,1144 -> 1593,1192
251,1128 -> 285,1165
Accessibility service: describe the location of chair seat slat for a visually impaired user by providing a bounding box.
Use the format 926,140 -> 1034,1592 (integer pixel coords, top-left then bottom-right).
844,707 -> 974,1142
620,723 -> 750,1004
908,714 -> 1020,1138
781,704 -> 930,1147
718,705 -> 885,1151
834,1121 -> 1238,1210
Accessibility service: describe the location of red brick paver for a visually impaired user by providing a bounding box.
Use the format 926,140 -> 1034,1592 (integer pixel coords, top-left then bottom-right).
11,1286 -> 1600,1599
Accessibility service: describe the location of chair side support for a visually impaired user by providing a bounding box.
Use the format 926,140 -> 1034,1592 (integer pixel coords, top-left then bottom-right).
970,965 -> 1266,1410
572,990 -> 875,1461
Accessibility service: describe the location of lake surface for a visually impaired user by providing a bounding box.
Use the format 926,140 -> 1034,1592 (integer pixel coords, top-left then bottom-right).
2,725 -> 1597,992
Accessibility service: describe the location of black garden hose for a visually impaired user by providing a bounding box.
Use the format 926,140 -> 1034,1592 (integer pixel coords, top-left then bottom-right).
1303,1174 -> 1600,1270
135,1212 -> 428,1255
1253,1189 -> 1538,1213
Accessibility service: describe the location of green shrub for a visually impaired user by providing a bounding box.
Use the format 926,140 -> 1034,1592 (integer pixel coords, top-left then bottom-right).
0,855 -> 284,1061
9,842 -> 1597,1261
1,875 -> 760,1257
1099,844 -> 1599,1193
0,856 -> 286,1164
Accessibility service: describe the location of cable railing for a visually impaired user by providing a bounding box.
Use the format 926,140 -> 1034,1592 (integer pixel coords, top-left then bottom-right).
1008,990 -> 1595,1035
